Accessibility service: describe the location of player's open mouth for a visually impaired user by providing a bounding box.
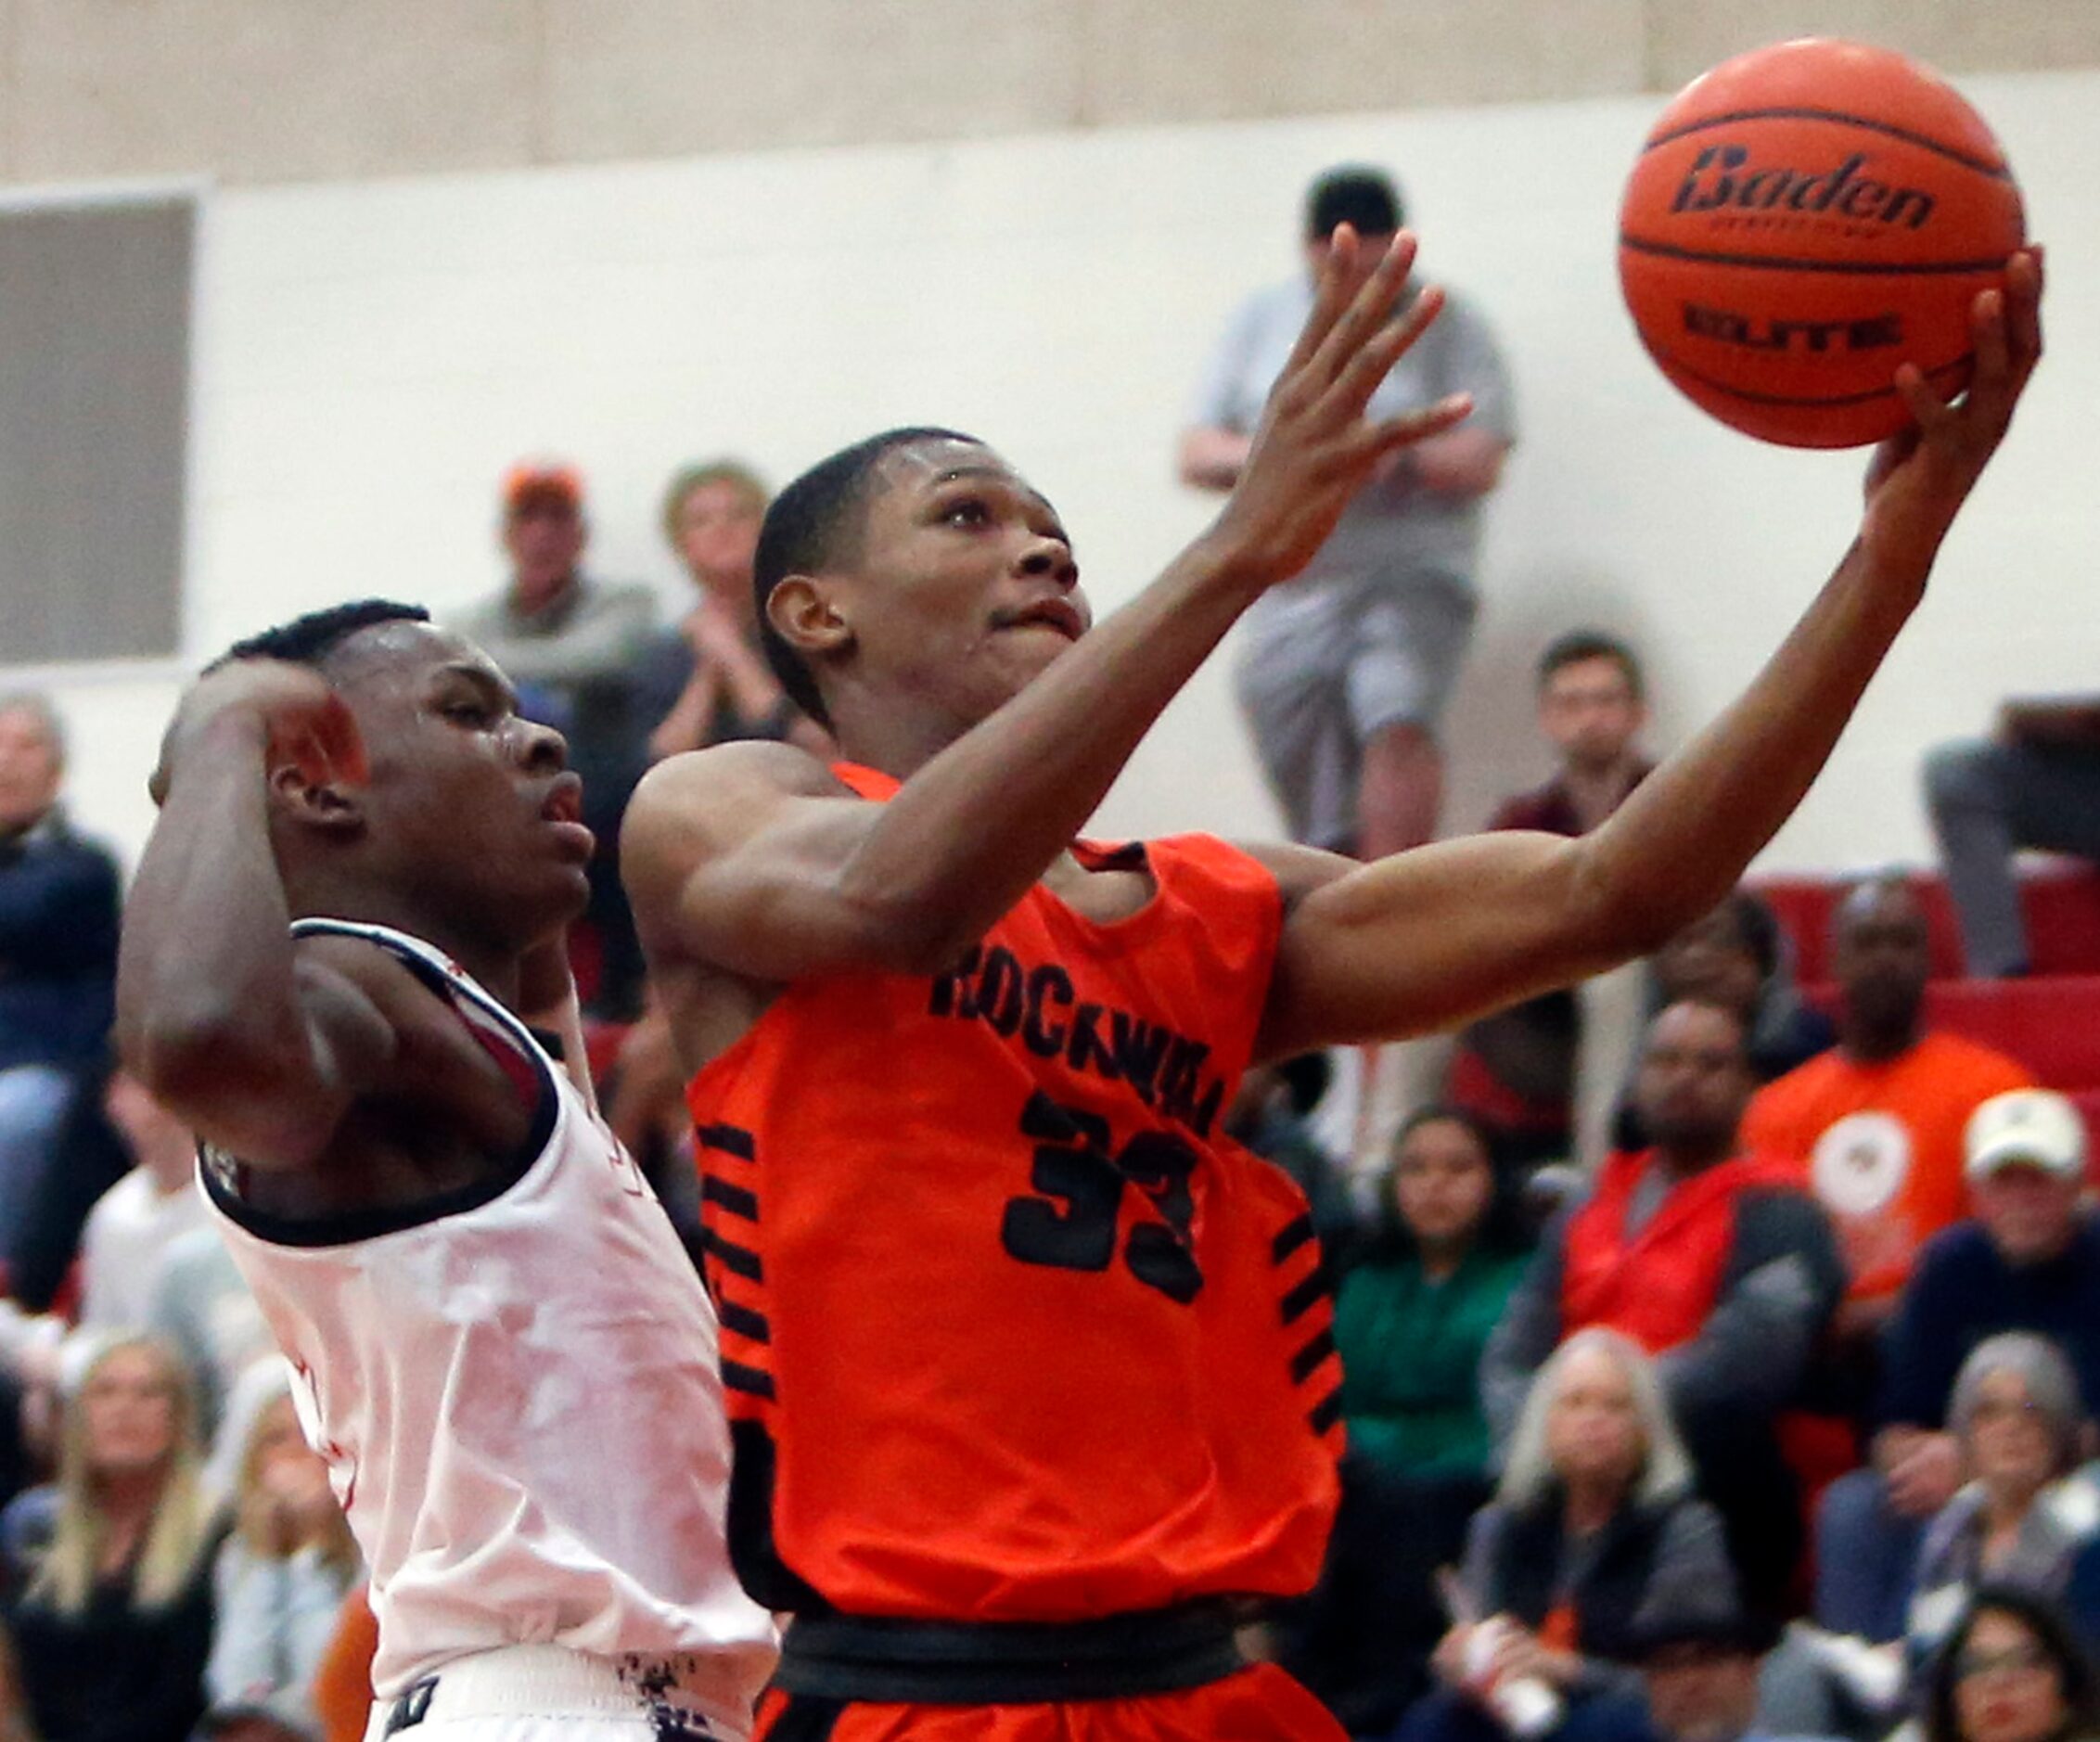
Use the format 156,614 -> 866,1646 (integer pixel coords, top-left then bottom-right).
994,599 -> 1084,641
540,775 -> 584,826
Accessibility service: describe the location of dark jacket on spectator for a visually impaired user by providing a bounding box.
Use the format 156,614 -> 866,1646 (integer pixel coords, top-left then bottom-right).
1878,1214 -> 2100,1430
0,811 -> 121,1072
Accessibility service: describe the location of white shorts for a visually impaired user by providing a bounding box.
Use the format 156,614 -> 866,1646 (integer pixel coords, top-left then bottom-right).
365,1646 -> 752,1742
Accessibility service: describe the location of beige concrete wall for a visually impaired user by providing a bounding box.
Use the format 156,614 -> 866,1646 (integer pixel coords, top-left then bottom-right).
2,0 -> 2097,189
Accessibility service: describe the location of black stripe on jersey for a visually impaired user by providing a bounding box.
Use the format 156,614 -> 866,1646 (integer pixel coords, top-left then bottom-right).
1271,1212 -> 1314,1265
723,1359 -> 777,1401
1280,1265 -> 1327,1326
1308,1385 -> 1344,1437
720,1300 -> 772,1345
697,1122 -> 756,1161
701,1226 -> 764,1282
1289,1326 -> 1337,1386
702,1176 -> 761,1221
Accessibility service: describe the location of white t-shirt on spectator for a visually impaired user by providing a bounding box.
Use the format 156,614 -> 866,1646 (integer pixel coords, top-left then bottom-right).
79,1166 -> 209,1330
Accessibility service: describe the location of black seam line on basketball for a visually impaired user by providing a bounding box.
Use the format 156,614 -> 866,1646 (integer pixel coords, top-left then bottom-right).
1280,1268 -> 1328,1326
1656,346 -> 1972,407
1308,1387 -> 1344,1437
1641,108 -> 2011,178
702,1176 -> 761,1221
1272,1212 -> 1314,1265
1620,237 -> 2014,275
719,1300 -> 772,1344
1290,1326 -> 1338,1386
695,1121 -> 756,1160
700,1225 -> 764,1282
723,1359 -> 777,1401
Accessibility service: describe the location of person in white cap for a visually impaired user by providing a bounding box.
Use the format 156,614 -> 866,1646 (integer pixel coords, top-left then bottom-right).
1814,1088 -> 2100,1647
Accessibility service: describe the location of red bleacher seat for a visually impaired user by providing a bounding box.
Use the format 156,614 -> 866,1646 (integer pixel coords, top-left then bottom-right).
1920,978 -> 2100,1093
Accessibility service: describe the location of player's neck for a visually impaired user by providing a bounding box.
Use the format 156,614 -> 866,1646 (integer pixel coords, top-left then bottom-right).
828,696 -> 977,785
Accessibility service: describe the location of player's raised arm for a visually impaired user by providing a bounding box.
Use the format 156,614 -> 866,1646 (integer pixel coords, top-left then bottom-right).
625,228 -> 1475,986
118,661 -> 395,1167
1256,250 -> 2044,1059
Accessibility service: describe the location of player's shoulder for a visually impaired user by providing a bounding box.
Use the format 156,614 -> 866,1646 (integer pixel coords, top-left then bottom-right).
623,738 -> 851,868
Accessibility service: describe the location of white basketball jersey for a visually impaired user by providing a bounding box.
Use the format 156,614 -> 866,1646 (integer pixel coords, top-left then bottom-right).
199,919 -> 775,1714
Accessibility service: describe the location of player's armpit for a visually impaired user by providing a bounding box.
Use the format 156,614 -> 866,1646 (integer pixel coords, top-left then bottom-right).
622,739 -> 958,984
1250,831 -> 1644,1059
128,941 -> 397,1172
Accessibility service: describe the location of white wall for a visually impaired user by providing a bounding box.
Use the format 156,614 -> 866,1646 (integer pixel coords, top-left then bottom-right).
27,69 -> 2100,880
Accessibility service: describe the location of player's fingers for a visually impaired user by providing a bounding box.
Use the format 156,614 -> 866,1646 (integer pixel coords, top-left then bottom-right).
1306,232 -> 1419,391
1325,281 -> 1445,417
1364,392 -> 1475,459
1969,287 -> 2011,391
1892,362 -> 1956,438
2004,248 -> 2043,371
1279,224 -> 1362,378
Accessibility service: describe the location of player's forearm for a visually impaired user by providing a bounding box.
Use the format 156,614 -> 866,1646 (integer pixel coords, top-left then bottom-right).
833,534 -> 1268,968
118,715 -> 310,1103
1570,536 -> 1925,952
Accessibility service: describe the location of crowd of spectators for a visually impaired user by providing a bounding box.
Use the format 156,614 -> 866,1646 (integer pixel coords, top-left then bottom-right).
0,158 -> 2094,1742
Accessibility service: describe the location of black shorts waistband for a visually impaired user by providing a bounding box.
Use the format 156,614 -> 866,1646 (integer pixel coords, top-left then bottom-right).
774,1601 -> 1247,1704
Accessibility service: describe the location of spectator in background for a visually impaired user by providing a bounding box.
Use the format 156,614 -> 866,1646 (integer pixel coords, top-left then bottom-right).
1768,1334 -> 2100,1739
1223,1052 -> 1355,1251
1744,877 -> 2032,1408
1486,1000 -> 1846,1616
1180,164 -> 1515,858
1402,1329 -> 1735,1742
1920,1586 -> 2100,1742
1818,1090 -> 2100,1646
1602,1563 -> 1801,1742
76,1070 -> 209,1332
0,693 -> 122,1254
451,463 -> 658,1017
1285,1108 -> 1531,1730
144,1224 -> 272,1448
636,460 -> 826,763
1926,696 -> 2100,978
1452,631 -> 1655,1167
204,1368 -> 361,1741
3,1335 -> 216,1742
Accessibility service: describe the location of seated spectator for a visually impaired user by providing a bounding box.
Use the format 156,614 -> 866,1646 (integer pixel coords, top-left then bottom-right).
0,692 -> 122,1264
1570,1561 -> 1804,1742
450,463 -> 658,1017
77,1070 -> 210,1331
1451,630 -> 1656,1169
636,460 -> 825,762
3,1334 -> 216,1742
1767,1334 -> 2100,1739
1817,1090 -> 2100,1646
1401,1328 -> 1735,1742
1744,877 -> 2033,1403
1224,1053 -> 1356,1252
146,1225 -> 273,1449
1926,697 -> 2100,978
1486,1000 -> 1846,1615
1282,1109 -> 1530,1729
1920,1584 -> 2100,1742
203,1366 -> 361,1740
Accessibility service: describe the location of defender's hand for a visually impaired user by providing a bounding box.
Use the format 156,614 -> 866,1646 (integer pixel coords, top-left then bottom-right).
1861,247 -> 2043,578
1210,226 -> 1475,587
151,660 -> 366,805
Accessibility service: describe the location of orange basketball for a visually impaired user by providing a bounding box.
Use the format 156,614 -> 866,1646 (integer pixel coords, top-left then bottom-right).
1619,38 -> 2025,447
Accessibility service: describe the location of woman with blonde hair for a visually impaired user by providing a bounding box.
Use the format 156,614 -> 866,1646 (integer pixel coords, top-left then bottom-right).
1399,1328 -> 1737,1741
1,1333 -> 216,1741
203,1360 -> 362,1739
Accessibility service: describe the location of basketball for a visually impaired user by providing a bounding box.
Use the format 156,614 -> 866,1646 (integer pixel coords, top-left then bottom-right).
1618,37 -> 2026,448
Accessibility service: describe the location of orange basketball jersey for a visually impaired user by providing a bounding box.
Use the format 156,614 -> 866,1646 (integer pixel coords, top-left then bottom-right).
685,763 -> 1343,1624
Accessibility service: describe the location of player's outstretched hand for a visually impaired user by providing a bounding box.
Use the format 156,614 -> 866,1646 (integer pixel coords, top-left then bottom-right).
150,659 -> 367,805
1861,246 -> 2043,578
1210,225 -> 1475,587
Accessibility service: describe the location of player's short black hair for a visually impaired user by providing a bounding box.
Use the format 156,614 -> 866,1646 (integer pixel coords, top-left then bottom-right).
752,427 -> 979,734
211,600 -> 431,674
1536,628 -> 1645,700
1305,166 -> 1402,241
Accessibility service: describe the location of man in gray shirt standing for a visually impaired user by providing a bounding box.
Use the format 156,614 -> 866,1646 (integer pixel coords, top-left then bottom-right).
1182,166 -> 1515,858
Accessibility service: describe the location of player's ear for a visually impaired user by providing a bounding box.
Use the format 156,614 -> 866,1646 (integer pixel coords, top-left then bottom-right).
767,574 -> 854,660
266,758 -> 365,839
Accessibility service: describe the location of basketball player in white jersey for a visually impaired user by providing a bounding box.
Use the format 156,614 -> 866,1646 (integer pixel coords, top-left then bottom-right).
117,601 -> 775,1741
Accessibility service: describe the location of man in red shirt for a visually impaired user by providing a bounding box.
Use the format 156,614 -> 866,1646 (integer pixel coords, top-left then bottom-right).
621,234 -> 2041,1738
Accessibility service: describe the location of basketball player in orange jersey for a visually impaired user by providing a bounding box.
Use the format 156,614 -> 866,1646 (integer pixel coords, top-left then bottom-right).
118,603 -> 775,1739
621,229 -> 2042,1741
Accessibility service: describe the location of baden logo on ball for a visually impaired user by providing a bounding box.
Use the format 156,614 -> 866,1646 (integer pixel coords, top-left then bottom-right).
1618,37 -> 2026,447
